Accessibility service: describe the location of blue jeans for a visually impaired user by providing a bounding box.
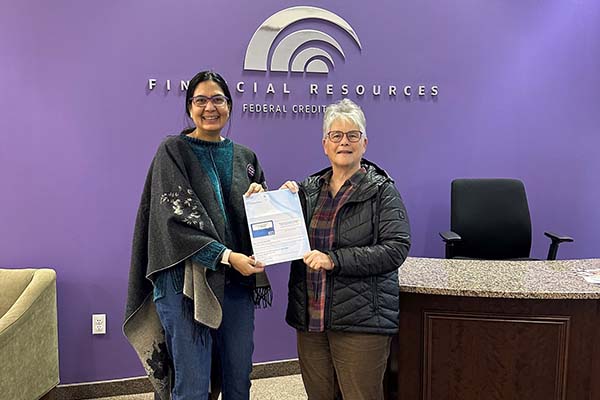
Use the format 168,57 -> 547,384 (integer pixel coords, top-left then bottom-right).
154,272 -> 255,400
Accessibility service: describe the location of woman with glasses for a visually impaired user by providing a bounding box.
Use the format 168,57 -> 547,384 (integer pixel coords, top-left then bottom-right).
125,71 -> 271,400
280,98 -> 411,400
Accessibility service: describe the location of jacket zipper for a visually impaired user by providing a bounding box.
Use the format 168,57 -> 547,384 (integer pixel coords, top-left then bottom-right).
325,200 -> 344,329
300,186 -> 313,329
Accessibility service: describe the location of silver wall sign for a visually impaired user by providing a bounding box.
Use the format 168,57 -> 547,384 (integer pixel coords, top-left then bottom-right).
243,6 -> 362,74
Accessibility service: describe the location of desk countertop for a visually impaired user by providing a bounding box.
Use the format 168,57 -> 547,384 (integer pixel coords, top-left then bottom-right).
399,257 -> 600,299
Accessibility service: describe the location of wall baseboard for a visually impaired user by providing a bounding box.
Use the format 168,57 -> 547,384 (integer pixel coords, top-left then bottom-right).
56,359 -> 300,400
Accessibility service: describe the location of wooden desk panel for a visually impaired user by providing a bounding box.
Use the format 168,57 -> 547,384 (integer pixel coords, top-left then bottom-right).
389,294 -> 600,400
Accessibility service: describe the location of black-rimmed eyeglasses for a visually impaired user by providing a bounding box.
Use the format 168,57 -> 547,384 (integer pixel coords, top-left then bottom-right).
189,95 -> 229,108
326,130 -> 363,143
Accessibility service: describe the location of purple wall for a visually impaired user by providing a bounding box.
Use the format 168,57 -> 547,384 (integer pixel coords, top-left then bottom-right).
1,0 -> 599,384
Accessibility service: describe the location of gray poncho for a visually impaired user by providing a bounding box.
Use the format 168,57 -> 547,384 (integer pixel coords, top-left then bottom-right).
123,135 -> 271,399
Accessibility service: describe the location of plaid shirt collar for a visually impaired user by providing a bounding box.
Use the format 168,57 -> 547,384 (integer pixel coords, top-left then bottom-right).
318,167 -> 367,192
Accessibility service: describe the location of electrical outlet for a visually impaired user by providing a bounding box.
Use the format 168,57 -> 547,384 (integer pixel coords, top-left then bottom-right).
92,313 -> 106,335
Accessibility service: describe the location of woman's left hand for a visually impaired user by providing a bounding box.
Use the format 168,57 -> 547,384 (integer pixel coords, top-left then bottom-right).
245,182 -> 265,196
303,250 -> 334,271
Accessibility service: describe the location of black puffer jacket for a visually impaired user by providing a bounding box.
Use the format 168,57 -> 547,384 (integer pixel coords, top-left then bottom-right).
286,159 -> 411,335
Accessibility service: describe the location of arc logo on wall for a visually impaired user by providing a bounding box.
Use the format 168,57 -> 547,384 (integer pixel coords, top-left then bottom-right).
243,6 -> 362,74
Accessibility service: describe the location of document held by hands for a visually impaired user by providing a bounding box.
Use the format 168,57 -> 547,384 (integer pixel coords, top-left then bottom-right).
243,189 -> 310,266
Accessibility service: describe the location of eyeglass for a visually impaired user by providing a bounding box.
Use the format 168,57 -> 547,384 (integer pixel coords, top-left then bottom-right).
189,95 -> 229,108
326,130 -> 363,143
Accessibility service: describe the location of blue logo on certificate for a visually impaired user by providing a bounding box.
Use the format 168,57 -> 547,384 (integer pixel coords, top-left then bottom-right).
251,220 -> 275,238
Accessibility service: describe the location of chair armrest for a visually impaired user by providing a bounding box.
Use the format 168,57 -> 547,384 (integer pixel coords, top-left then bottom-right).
0,269 -> 59,399
439,231 -> 461,259
544,231 -> 574,243
439,231 -> 462,243
0,269 -> 56,334
543,232 -> 574,260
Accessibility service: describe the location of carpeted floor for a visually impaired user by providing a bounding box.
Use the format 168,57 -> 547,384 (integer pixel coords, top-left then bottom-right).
94,374 -> 307,400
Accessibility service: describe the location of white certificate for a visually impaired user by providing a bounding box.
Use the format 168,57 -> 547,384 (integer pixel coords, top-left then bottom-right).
243,189 -> 310,266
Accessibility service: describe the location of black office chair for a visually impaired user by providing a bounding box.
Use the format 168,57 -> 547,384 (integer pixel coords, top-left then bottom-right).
439,178 -> 573,260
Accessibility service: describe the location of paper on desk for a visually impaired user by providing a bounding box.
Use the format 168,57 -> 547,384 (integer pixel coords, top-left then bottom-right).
243,190 -> 310,266
576,269 -> 600,284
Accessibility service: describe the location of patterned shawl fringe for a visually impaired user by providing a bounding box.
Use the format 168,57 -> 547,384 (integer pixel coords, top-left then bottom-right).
253,286 -> 273,309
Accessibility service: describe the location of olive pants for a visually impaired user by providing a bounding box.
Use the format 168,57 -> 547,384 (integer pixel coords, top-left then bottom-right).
297,330 -> 392,400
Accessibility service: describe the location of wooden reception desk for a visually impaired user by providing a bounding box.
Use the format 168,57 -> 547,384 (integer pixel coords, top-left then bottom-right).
387,257 -> 600,400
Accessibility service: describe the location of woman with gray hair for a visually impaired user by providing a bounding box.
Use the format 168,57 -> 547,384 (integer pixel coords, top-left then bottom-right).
280,98 -> 411,399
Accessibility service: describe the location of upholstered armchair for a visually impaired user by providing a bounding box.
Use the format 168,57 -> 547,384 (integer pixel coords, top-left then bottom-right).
0,268 -> 59,400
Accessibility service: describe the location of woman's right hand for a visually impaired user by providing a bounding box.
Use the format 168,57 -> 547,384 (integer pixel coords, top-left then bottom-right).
229,252 -> 265,276
279,180 -> 299,193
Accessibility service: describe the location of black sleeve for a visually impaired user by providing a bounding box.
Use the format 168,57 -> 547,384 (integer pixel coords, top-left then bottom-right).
329,182 -> 411,277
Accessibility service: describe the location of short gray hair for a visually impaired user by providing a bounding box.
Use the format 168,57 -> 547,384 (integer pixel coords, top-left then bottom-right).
322,98 -> 367,139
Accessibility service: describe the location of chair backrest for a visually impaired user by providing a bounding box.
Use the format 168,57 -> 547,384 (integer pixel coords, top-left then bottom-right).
451,178 -> 532,259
